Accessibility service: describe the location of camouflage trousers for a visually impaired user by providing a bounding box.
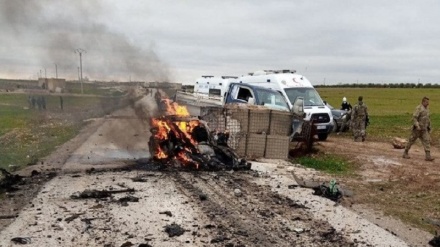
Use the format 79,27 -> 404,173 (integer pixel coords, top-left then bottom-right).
351,118 -> 366,141
405,129 -> 431,152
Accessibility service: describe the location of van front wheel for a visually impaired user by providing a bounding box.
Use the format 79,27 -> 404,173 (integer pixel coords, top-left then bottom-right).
318,133 -> 328,141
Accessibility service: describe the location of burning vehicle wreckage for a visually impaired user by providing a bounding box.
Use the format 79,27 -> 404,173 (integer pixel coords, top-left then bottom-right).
147,98 -> 252,171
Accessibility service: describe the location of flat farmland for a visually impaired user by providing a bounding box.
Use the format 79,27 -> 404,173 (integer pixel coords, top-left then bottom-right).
0,93 -> 130,170
315,87 -> 440,235
318,87 -> 440,145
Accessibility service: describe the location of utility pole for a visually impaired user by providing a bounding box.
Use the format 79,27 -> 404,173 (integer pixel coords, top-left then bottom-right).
44,67 -> 47,78
75,48 -> 86,94
55,63 -> 58,78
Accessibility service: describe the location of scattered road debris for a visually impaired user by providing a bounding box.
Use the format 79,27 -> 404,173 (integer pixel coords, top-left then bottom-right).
118,195 -> 139,206
392,137 -> 407,149
292,172 -> 353,201
159,211 -> 173,217
164,223 -> 185,237
198,193 -> 208,201
65,212 -> 85,223
0,168 -> 23,191
233,188 -> 242,197
11,237 -> 31,244
71,188 -> 135,199
429,235 -> 440,247
210,235 -> 230,243
0,215 -> 18,220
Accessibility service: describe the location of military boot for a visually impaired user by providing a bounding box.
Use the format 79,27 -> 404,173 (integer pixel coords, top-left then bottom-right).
425,151 -> 435,161
402,149 -> 410,159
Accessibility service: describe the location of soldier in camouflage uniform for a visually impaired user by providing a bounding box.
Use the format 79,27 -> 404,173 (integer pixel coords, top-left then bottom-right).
351,96 -> 368,142
403,96 -> 434,161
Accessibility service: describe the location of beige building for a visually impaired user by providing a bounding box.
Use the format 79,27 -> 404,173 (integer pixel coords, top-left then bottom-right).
38,78 -> 66,92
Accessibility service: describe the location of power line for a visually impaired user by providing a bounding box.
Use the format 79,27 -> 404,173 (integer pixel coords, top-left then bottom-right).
75,48 -> 86,94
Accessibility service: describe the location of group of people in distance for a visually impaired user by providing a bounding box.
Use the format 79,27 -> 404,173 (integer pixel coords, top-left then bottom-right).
337,96 -> 434,161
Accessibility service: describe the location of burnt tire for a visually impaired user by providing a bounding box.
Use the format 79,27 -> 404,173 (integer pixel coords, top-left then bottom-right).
302,122 -> 313,151
332,120 -> 338,133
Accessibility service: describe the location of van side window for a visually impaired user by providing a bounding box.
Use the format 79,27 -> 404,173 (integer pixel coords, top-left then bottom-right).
209,88 -> 221,96
237,88 -> 252,102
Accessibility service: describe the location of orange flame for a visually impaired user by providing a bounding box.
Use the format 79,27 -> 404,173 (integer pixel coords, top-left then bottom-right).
162,99 -> 190,116
176,152 -> 198,169
155,147 -> 167,159
150,100 -> 201,167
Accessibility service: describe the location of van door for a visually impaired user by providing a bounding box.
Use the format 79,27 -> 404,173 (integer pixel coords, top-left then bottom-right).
226,84 -> 255,104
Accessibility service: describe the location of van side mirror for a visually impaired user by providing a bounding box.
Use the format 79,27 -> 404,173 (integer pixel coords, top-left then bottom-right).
292,97 -> 305,117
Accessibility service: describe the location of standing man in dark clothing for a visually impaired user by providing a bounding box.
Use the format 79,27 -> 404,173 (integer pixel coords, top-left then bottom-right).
341,97 -> 352,111
337,97 -> 352,134
403,96 -> 434,161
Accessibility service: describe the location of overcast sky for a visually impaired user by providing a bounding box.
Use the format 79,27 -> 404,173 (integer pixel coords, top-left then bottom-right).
1,0 -> 439,85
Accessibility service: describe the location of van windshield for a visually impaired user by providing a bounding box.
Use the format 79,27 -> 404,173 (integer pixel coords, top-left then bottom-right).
285,88 -> 324,107
254,88 -> 290,111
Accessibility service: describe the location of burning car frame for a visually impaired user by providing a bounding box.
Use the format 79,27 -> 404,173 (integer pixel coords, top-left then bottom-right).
148,99 -> 251,171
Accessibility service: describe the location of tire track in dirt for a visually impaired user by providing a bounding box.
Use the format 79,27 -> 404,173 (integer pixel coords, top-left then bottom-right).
173,170 -> 353,246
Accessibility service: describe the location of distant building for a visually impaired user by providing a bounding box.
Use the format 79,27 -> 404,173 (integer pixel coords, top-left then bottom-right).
38,78 -> 66,93
144,81 -> 180,89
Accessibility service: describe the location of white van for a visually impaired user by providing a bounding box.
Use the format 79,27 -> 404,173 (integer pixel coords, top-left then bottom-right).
238,70 -> 334,141
194,75 -> 238,100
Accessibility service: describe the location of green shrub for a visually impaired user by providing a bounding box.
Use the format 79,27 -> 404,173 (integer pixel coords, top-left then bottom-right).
295,154 -> 352,174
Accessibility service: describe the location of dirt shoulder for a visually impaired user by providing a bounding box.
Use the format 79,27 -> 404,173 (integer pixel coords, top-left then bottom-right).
315,134 -> 439,245
0,117 -> 105,231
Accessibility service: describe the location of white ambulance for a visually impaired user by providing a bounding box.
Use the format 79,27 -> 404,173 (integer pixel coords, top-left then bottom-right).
238,70 -> 334,141
193,75 -> 239,100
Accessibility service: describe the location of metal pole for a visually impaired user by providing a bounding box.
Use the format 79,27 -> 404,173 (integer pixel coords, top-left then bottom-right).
55,63 -> 58,78
79,52 -> 83,94
75,49 -> 86,94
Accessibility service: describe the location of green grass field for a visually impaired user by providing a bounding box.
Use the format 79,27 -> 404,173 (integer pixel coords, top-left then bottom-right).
298,87 -> 440,234
318,87 -> 440,145
0,92 -> 129,170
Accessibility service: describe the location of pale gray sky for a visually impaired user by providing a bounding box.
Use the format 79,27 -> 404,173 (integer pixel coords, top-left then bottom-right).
1,0 -> 439,85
